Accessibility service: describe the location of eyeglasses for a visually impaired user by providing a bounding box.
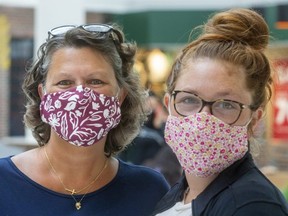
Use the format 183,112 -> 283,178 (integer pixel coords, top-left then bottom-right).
172,90 -> 255,124
47,24 -> 123,43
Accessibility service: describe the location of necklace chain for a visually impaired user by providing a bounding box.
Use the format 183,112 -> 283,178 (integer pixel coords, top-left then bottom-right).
43,146 -> 108,210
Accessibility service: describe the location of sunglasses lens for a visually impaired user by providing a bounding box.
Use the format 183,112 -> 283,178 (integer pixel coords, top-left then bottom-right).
82,24 -> 111,33
49,25 -> 76,37
48,24 -> 120,42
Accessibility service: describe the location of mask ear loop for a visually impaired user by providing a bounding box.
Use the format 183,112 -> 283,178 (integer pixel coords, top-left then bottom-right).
41,84 -> 47,95
114,87 -> 124,103
245,112 -> 255,153
244,117 -> 253,127
242,110 -> 256,127
114,87 -> 121,99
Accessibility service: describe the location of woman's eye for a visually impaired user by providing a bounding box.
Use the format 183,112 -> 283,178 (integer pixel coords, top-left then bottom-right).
180,97 -> 200,104
187,97 -> 199,104
57,80 -> 73,86
218,101 -> 237,110
89,79 -> 104,85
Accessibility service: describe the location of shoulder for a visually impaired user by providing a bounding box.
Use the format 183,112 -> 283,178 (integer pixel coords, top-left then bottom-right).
231,168 -> 287,204
0,156 -> 22,190
234,168 -> 283,193
118,159 -> 168,181
0,156 -> 14,172
117,159 -> 170,189
115,159 -> 170,209
137,126 -> 165,145
211,168 -> 288,215
0,156 -> 9,166
152,175 -> 186,215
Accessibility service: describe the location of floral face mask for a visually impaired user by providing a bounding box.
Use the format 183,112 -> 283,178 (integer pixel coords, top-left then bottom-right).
40,85 -> 121,147
164,112 -> 248,177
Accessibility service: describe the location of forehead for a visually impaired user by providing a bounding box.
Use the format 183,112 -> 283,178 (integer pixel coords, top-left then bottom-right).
174,58 -> 252,102
47,47 -> 115,77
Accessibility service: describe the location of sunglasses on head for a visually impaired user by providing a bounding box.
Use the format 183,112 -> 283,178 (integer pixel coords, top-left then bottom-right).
47,24 -> 123,42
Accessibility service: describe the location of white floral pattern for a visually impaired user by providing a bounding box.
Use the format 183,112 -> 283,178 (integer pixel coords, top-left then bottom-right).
40,85 -> 121,146
164,112 -> 248,177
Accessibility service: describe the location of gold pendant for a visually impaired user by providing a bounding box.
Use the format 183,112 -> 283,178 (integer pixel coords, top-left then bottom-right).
66,188 -> 76,195
75,202 -> 81,210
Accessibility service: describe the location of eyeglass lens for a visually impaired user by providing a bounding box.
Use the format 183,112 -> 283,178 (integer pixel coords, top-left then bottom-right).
173,91 -> 243,124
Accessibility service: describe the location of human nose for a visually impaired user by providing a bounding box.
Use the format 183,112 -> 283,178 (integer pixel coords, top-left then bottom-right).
75,81 -> 86,88
198,101 -> 213,114
199,105 -> 212,114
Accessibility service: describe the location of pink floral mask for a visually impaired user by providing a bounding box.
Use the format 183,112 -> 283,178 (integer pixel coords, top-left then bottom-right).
164,112 -> 248,177
40,85 -> 121,147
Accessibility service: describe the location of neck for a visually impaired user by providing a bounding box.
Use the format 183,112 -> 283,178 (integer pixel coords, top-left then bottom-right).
52,134 -> 106,163
42,133 -> 110,193
184,171 -> 218,204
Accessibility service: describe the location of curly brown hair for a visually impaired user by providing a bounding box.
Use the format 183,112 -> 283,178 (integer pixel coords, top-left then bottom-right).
23,24 -> 147,156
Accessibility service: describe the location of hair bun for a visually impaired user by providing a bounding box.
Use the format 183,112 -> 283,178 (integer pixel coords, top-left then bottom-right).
203,8 -> 269,50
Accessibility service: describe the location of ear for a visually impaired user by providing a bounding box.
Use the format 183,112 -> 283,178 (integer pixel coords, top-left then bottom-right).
163,93 -> 170,111
38,83 -> 45,99
118,88 -> 127,105
251,107 -> 264,131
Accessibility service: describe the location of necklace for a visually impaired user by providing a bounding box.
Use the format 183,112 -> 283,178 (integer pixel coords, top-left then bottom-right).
44,146 -> 108,210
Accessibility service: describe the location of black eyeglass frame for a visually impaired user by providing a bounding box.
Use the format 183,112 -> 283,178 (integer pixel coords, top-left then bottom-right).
47,24 -> 123,43
171,90 -> 256,125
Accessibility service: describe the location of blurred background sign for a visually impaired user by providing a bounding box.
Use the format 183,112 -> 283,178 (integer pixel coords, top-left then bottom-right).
273,59 -> 288,140
0,15 -> 10,138
276,4 -> 288,29
0,15 -> 10,70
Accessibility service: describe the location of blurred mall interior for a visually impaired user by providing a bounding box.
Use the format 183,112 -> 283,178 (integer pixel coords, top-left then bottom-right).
0,0 -> 288,192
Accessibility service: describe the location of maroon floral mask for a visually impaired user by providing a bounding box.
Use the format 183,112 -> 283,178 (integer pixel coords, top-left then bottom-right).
40,85 -> 121,147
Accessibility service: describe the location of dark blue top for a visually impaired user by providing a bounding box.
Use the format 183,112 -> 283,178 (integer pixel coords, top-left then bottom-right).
152,153 -> 288,216
0,157 -> 169,216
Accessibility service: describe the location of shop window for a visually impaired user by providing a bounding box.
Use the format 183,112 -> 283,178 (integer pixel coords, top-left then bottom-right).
9,38 -> 33,136
276,4 -> 288,29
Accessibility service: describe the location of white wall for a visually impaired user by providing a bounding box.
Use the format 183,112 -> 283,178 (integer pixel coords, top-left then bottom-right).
35,0 -> 85,52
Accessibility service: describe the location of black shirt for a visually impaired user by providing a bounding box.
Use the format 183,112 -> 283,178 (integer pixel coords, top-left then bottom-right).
152,153 -> 288,216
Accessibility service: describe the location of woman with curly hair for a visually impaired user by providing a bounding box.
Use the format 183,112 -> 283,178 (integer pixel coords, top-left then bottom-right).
0,24 -> 169,215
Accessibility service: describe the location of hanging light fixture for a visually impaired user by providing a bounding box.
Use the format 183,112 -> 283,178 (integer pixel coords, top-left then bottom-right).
147,49 -> 170,83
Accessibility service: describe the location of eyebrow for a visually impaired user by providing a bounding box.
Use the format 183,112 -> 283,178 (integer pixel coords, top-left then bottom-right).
178,89 -> 241,100
214,91 -> 236,98
51,71 -> 71,77
52,70 -> 109,78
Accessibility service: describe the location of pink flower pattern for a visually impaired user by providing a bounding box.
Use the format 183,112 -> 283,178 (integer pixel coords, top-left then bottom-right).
164,113 -> 248,177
